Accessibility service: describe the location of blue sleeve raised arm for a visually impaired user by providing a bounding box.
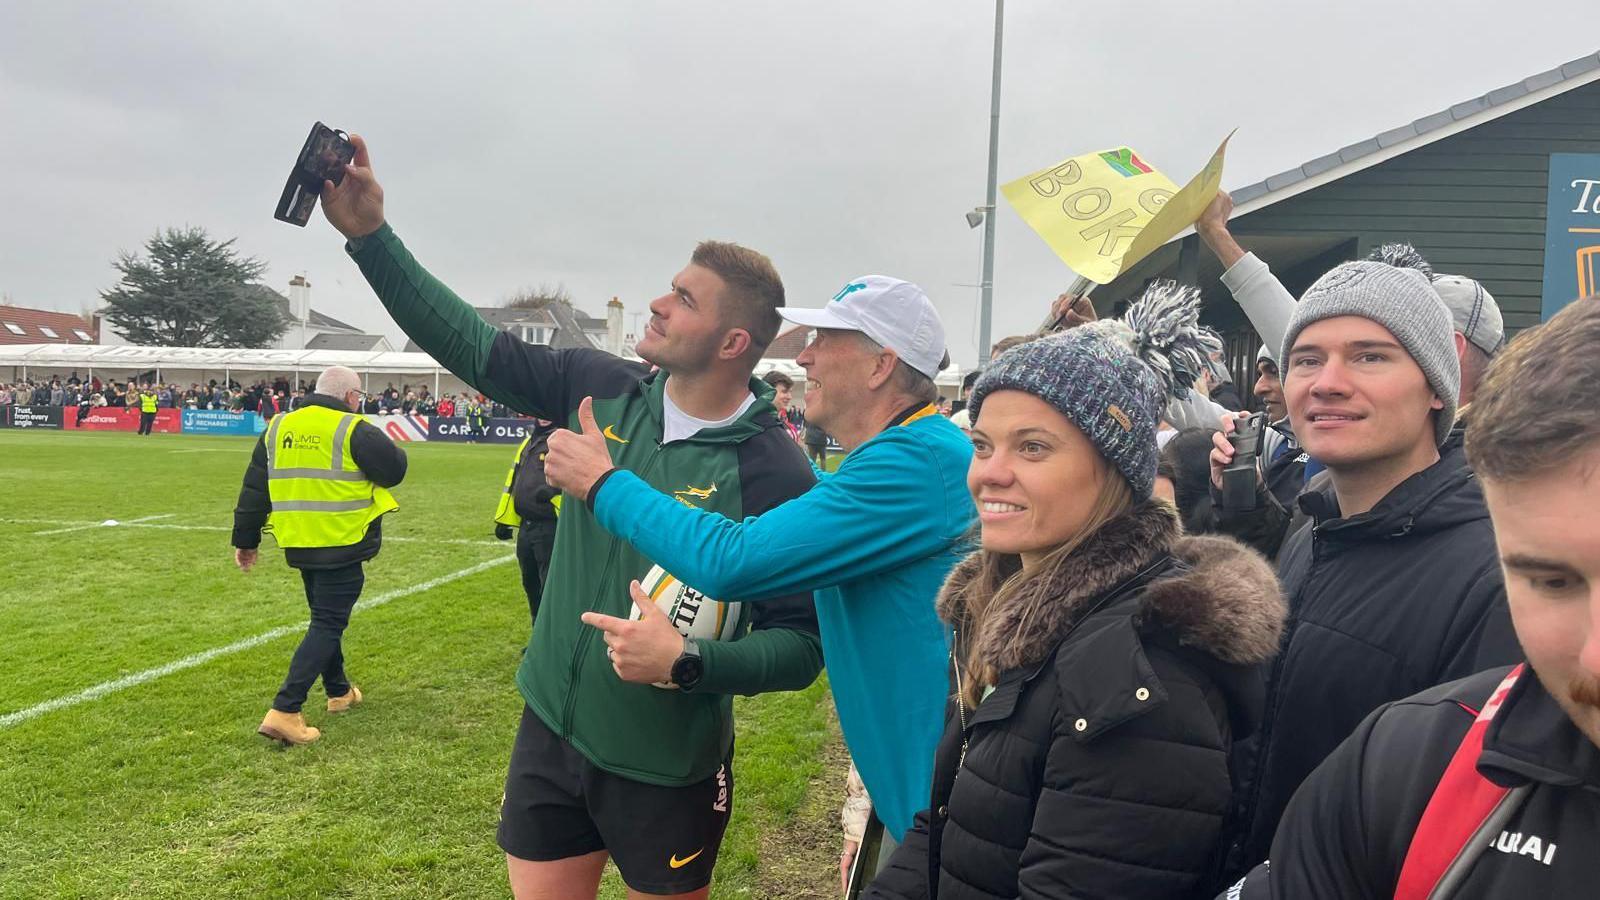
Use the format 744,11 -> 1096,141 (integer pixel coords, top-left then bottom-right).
593,433 -> 962,600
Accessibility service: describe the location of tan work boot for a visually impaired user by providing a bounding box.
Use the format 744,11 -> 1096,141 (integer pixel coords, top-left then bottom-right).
326,685 -> 363,714
258,709 -> 321,746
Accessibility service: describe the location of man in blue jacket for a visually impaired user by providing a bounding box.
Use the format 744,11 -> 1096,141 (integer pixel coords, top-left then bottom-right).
545,276 -> 976,844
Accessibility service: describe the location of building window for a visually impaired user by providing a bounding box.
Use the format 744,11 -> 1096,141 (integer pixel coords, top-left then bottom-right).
519,325 -> 553,345
73,330 -> 93,342
2,322 -> 23,335
37,326 -> 58,338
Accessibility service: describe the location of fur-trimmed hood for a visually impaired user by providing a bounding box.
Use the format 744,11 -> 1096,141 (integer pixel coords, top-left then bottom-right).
939,500 -> 1285,672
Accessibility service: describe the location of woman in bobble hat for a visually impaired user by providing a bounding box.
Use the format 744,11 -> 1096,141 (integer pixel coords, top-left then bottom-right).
866,282 -> 1287,900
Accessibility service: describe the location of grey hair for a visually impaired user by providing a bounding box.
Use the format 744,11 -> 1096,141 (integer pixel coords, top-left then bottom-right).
854,333 -> 940,406
315,366 -> 362,398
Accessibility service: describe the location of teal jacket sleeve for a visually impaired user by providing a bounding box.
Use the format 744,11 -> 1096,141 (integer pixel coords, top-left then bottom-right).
593,429 -> 965,601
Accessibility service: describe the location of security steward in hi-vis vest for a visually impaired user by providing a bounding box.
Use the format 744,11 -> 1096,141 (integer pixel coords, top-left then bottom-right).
137,388 -> 159,435
492,419 -> 562,632
231,368 -> 406,746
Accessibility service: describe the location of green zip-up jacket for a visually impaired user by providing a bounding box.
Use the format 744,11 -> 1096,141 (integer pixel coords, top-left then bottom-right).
348,223 -> 823,786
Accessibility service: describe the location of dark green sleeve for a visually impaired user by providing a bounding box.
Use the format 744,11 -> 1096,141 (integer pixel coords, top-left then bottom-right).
346,224 -> 504,393
693,626 -> 823,696
347,223 -> 624,420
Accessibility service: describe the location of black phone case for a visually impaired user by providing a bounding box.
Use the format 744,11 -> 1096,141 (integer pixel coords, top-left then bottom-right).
274,122 -> 354,227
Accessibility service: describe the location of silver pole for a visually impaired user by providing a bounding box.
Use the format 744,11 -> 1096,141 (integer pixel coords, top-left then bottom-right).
976,0 -> 1005,360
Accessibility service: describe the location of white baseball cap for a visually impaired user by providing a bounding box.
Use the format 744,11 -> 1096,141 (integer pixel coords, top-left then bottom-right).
780,276 -> 949,378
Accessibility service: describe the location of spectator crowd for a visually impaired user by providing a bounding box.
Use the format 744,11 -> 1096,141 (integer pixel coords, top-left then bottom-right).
0,374 -> 507,424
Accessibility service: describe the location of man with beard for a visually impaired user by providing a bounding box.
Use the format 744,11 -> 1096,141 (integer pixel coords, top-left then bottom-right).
1225,297 -> 1600,898
320,134 -> 822,900
543,276 -> 975,861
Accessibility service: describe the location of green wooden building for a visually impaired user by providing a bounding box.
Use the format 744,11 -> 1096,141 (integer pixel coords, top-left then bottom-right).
1099,49 -> 1600,380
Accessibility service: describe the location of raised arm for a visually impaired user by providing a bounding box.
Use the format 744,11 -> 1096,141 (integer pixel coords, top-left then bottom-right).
1197,191 -> 1296,357
324,135 -> 641,421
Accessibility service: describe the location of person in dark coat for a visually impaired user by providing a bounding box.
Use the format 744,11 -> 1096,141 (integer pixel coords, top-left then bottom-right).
1223,288 -> 1600,899
1210,255 -> 1522,879
494,419 -> 561,629
866,282 -> 1286,900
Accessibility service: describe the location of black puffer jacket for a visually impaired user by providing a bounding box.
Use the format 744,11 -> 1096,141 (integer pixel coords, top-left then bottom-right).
1226,446 -> 1521,878
866,502 -> 1286,900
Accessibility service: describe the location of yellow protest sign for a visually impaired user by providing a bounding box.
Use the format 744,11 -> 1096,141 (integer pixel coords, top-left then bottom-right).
1002,134 -> 1232,285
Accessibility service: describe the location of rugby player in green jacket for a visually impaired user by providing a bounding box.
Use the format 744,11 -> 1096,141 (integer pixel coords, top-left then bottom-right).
322,134 -> 822,900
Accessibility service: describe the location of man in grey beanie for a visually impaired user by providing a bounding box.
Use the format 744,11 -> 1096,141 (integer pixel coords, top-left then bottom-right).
1220,257 -> 1521,881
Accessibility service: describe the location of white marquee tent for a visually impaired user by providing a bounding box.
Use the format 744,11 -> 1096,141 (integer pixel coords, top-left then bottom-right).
0,343 -> 965,399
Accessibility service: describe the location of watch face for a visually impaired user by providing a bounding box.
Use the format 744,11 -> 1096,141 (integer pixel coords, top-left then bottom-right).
674,656 -> 704,687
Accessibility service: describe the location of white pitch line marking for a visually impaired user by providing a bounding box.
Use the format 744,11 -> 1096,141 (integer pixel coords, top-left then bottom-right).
31,514 -> 175,536
168,449 -> 245,454
5,518 -> 503,547
0,554 -> 516,729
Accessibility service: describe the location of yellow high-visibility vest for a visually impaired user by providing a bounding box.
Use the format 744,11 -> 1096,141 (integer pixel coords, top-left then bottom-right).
266,405 -> 398,548
493,433 -> 561,528
140,393 -> 157,413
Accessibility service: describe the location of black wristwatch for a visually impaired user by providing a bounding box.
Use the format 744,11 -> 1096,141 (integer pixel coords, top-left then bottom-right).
670,638 -> 704,691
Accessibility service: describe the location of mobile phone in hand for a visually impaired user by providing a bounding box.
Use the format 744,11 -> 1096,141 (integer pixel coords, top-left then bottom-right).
274,122 -> 354,227
1222,412 -> 1266,511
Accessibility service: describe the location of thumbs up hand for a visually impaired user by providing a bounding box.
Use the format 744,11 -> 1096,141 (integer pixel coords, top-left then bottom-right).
580,580 -> 685,685
544,396 -> 618,502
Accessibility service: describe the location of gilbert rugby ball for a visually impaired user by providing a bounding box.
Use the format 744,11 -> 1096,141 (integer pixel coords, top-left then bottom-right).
630,564 -> 746,644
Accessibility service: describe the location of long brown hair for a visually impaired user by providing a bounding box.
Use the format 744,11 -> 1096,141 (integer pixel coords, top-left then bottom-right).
954,468 -> 1134,708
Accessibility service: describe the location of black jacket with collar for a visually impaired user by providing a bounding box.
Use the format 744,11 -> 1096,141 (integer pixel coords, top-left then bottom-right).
865,502 -> 1286,900
232,393 -> 408,568
1225,665 -> 1600,898
1226,444 -> 1522,878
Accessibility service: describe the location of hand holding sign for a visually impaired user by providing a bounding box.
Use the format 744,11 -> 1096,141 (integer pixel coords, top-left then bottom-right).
1003,134 -> 1234,286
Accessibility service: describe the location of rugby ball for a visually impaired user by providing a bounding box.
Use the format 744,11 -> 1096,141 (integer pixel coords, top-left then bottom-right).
630,564 -> 746,643
629,565 -> 746,690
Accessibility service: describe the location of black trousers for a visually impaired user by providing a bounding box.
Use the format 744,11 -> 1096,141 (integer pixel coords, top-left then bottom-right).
138,411 -> 156,435
272,562 -> 364,713
515,523 -> 557,631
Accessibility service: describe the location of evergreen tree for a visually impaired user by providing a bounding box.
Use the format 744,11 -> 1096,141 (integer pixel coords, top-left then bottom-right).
101,227 -> 290,347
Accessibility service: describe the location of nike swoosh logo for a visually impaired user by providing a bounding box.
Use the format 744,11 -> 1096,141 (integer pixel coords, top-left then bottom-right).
669,848 -> 704,869
602,425 -> 629,444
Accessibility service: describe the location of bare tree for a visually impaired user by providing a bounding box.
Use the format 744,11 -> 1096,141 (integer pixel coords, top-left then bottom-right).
503,283 -> 573,310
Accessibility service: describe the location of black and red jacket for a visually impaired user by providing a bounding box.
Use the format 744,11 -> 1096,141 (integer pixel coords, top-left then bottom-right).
1225,665 -> 1600,898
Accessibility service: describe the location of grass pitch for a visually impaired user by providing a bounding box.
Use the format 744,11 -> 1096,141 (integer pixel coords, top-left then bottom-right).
0,429 -> 842,899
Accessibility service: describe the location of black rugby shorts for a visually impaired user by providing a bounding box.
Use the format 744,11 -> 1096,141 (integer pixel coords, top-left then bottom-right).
497,704 -> 734,895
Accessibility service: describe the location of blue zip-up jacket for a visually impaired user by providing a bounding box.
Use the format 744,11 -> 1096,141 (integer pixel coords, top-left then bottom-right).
591,409 -> 976,839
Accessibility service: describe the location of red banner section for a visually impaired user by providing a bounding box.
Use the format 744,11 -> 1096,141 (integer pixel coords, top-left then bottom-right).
364,413 -> 430,441
65,407 -> 183,433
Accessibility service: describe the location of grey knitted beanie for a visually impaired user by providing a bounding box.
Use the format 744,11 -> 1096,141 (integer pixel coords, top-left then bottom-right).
1280,259 -> 1459,447
970,281 -> 1220,500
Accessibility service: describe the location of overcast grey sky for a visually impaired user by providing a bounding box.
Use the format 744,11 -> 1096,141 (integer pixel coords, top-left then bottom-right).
1,2 -> 1593,365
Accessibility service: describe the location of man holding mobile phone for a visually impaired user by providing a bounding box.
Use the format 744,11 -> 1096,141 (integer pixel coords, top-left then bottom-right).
319,135 -> 823,900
